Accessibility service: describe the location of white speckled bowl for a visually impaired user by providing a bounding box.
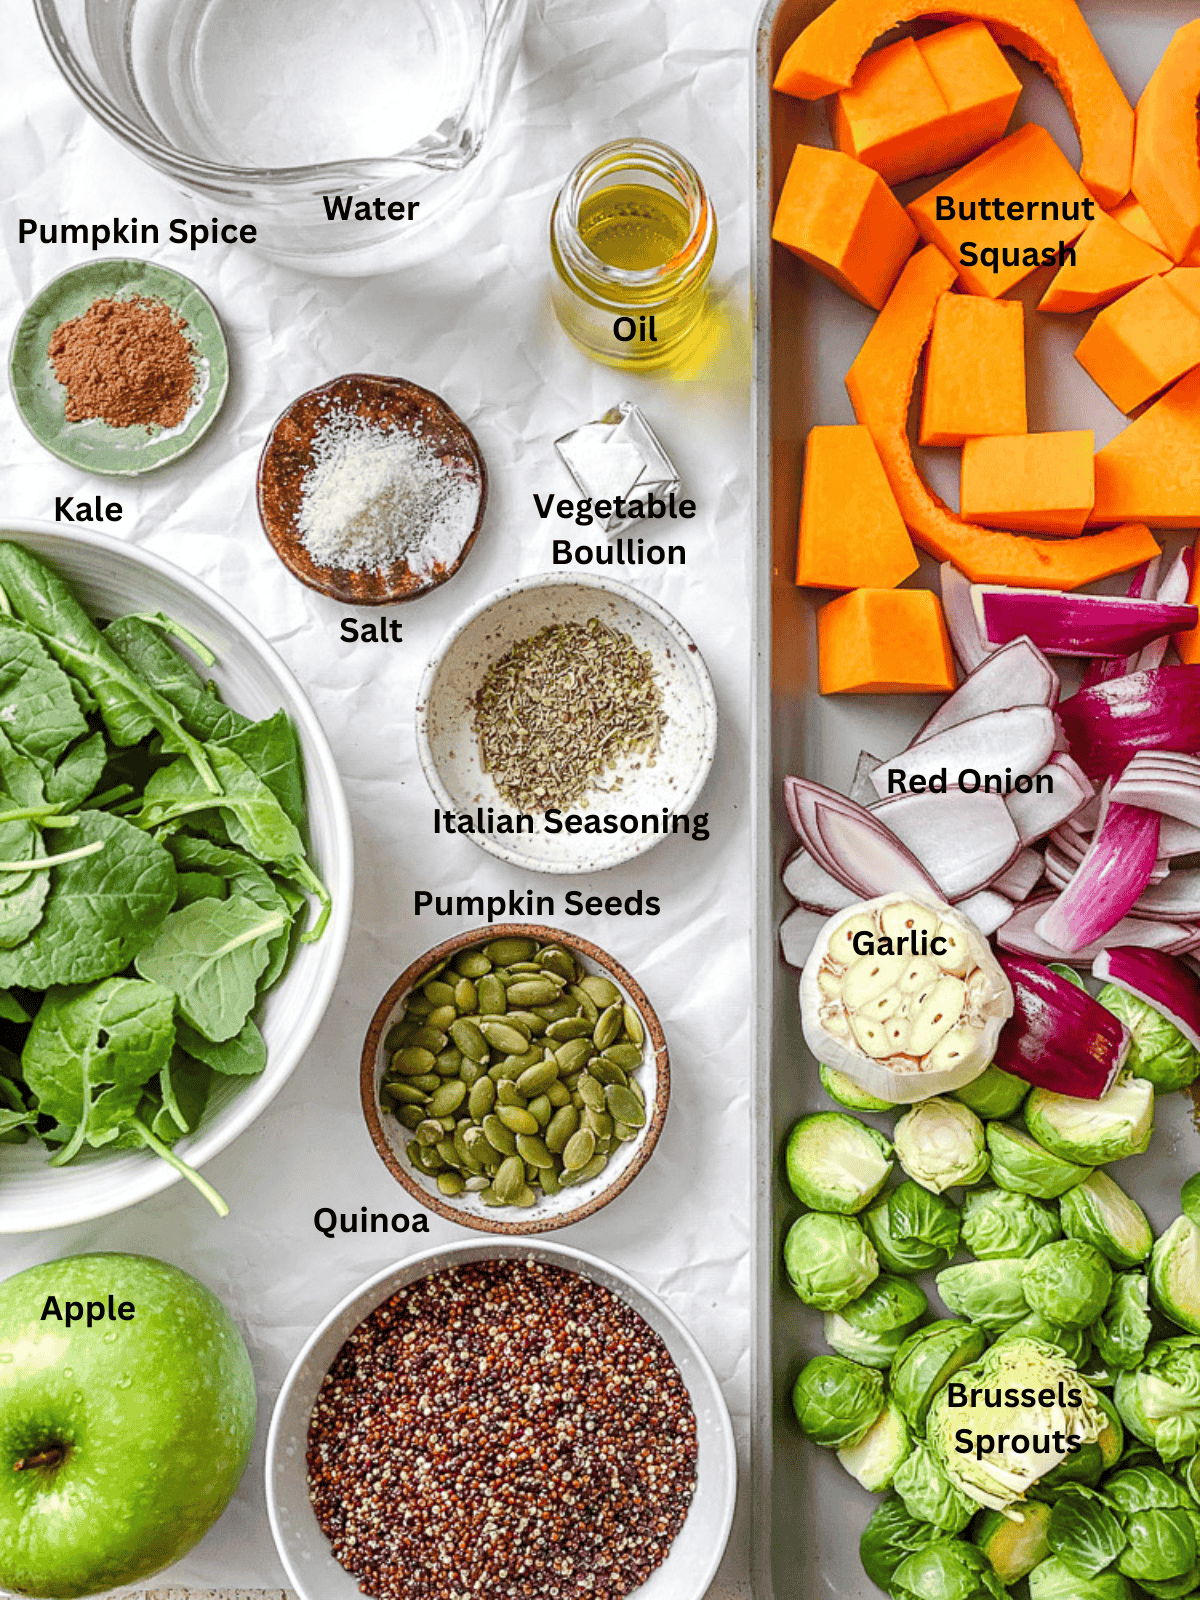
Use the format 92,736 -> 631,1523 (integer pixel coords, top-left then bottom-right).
415,573 -> 718,873
266,1239 -> 737,1600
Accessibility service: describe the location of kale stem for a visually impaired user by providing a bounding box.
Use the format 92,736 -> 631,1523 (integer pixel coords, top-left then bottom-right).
294,861 -> 332,943
81,785 -> 134,809
0,841 -> 104,871
125,612 -> 217,666
128,1116 -> 229,1217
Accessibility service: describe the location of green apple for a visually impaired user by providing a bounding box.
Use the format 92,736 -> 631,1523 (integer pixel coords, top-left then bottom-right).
0,1252 -> 256,1598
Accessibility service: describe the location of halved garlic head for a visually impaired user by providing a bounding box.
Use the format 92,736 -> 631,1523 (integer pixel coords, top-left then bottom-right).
798,892 -> 1014,1104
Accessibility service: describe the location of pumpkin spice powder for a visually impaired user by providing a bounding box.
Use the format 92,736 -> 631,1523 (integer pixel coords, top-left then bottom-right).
48,294 -> 198,429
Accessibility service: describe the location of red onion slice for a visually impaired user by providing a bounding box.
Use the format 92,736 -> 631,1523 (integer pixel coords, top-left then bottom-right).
940,561 -> 993,670
976,585 -> 1196,658
998,895 -> 1195,963
1112,751 -> 1200,827
1093,945 -> 1200,1051
912,635 -> 1059,746
782,777 -> 940,901
994,952 -> 1130,1099
780,904 -> 828,970
781,848 -> 860,914
1035,801 -> 1161,954
991,847 -> 1044,902
848,751 -> 884,808
1005,753 -> 1094,845
1133,869 -> 1200,920
869,707 -> 1057,800
872,790 -> 1020,901
1137,546 -> 1192,671
954,888 -> 1014,936
1058,666 -> 1200,781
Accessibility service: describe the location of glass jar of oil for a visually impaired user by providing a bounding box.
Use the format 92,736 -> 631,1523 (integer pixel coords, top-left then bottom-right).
550,138 -> 717,369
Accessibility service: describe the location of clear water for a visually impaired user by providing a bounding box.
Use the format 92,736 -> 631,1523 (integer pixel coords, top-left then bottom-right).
108,0 -> 485,169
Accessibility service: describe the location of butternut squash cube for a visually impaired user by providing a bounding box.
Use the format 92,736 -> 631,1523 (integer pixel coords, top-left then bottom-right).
1075,275 -> 1200,414
1091,367 -> 1200,527
1132,19 -> 1200,266
908,124 -> 1095,298
772,144 -> 919,310
817,587 -> 957,694
919,294 -> 1026,446
1165,267 -> 1200,319
797,426 -> 918,590
1111,196 -> 1173,257
833,23 -> 1021,187
960,431 -> 1095,535
1039,212 -> 1172,314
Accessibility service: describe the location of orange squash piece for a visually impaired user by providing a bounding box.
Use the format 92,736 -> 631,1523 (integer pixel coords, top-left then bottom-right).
1165,267 -> 1200,319
772,144 -> 918,309
845,244 -> 1160,585
797,426 -> 919,590
960,432 -> 1095,534
1075,275 -> 1200,414
1132,20 -> 1200,266
1111,196 -> 1173,257
1091,367 -> 1200,527
817,587 -> 957,694
919,295 -> 1026,446
1039,212 -> 1171,313
773,0 -> 1134,207
908,124 -> 1095,298
833,23 -> 1021,187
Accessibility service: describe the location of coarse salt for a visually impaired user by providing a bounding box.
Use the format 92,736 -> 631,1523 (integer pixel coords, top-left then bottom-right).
297,406 -> 476,574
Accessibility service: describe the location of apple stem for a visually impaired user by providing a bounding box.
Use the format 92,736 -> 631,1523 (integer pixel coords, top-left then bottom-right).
128,1117 -> 230,1218
13,1447 -> 64,1471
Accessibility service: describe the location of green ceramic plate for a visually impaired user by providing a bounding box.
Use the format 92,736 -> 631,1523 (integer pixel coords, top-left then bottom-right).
9,258 -> 229,476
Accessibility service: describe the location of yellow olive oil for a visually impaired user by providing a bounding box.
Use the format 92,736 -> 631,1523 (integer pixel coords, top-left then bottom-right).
577,183 -> 692,272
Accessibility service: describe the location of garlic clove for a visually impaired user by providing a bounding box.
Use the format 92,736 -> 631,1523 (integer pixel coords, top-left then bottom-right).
827,914 -> 876,967
907,975 -> 966,1056
879,899 -> 940,945
843,952 -> 908,1009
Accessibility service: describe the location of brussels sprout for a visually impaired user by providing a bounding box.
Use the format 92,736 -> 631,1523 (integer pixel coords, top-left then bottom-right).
1106,1468 -> 1198,1589
1097,1390 -> 1126,1470
1060,1171 -> 1155,1268
891,1538 -> 1008,1600
1183,1174 -> 1200,1229
1048,963 -> 1088,989
974,1500 -> 1053,1583
894,1442 -> 978,1533
790,1352 -> 885,1447
1097,984 -> 1200,1093
1047,1485 -> 1126,1580
785,1111 -> 893,1214
987,1121 -> 1092,1198
1184,1452 -> 1200,1506
962,1187 -> 1062,1259
783,1211 -> 878,1311
1024,1077 -> 1155,1167
997,1312 -> 1091,1368
1151,1217 -> 1200,1336
936,1258 -> 1030,1331
1028,1555 -> 1136,1600
818,1062 -> 894,1112
860,1495 -> 940,1590
892,1319 -> 988,1433
824,1273 -> 927,1368
862,1180 -> 961,1276
953,1063 -> 1030,1120
1106,1466 -> 1191,1515
1092,1274 -> 1153,1373
1023,1240 -> 1114,1329
1114,1338 -> 1200,1464
1036,1442 -> 1106,1493
837,1396 -> 912,1491
895,1097 -> 990,1193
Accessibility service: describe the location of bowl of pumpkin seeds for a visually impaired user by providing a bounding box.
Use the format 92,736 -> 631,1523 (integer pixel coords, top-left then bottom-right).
360,925 -> 669,1233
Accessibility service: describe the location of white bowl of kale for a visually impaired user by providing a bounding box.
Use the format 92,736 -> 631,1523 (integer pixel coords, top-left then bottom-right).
0,524 -> 352,1231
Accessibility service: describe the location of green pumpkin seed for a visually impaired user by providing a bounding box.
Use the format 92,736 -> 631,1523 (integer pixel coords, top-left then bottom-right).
384,1082 -> 427,1107
501,1009 -> 546,1037
534,999 -> 578,1024
425,1008 -> 456,1036
540,1166 -> 562,1196
574,1151 -> 610,1182
464,1174 -> 490,1192
505,979 -> 562,1008
393,1046 -> 436,1076
562,1128 -> 596,1171
628,1078 -> 645,1105
416,1119 -> 443,1146
604,1043 -> 642,1070
422,979 -> 457,1009
384,1020 -> 416,1052
404,992 -> 434,1017
480,1019 -> 530,1055
482,1114 -> 517,1156
449,1018 -> 489,1062
468,1078 -> 496,1120
545,1106 -> 579,1153
567,984 -> 599,1025
571,1091 -> 585,1111
477,974 -> 507,1015
555,1038 -> 594,1075
622,1004 -> 644,1047
459,1058 -> 487,1089
546,1081 -> 572,1108
428,1080 -> 467,1118
510,1185 -> 534,1207
546,1016 -> 592,1042
578,1074 -> 606,1113
605,1084 -> 646,1126
485,937 -> 538,965
593,1003 -> 622,1052
435,1045 -> 463,1074
409,1141 -> 444,1174
527,1093 -> 553,1128
396,1105 -> 424,1130
409,1073 -> 442,1094
453,978 -> 477,1012
588,1058 -> 627,1087
516,1060 -> 559,1097
582,1108 -> 614,1139
478,1186 -> 504,1206
497,1104 -> 539,1136
494,1154 -> 527,1202
580,975 -> 621,1010
538,947 -> 578,981
435,1138 -> 461,1168
496,1080 -> 527,1109
614,1120 -> 638,1142
454,950 -> 492,978
516,1133 -> 554,1169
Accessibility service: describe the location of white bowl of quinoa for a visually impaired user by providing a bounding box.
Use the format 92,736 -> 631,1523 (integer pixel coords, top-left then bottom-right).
266,1241 -> 736,1600
415,574 -> 718,874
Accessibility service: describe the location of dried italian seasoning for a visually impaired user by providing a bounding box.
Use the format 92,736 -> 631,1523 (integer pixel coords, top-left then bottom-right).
472,617 -> 665,811
306,1257 -> 698,1600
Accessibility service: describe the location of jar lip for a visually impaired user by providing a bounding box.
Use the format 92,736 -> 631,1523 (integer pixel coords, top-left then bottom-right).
552,137 -> 715,289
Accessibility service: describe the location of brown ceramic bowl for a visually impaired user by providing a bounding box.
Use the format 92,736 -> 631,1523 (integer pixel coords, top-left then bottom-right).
361,924 -> 670,1235
256,373 -> 486,604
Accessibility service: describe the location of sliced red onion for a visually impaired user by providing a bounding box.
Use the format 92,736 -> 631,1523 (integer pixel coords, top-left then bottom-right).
848,750 -> 884,808
940,561 -> 993,670
912,636 -> 1059,746
1049,824 -> 1087,864
870,707 -> 1058,799
954,888 -> 1015,935
1043,849 -> 1075,890
872,790 -> 1020,901
1081,556 -> 1164,685
1129,557 -> 1162,600
1058,666 -> 1200,781
782,777 -> 939,901
991,847 -> 1044,901
1160,816 -> 1200,856
998,895 -> 1195,962
975,585 -> 1196,658
780,904 -> 828,970
781,848 -> 861,914
1133,869 -> 1200,920
994,952 -> 1130,1099
1035,802 -> 1161,954
1137,546 -> 1192,670
1112,750 -> 1200,827
1005,753 -> 1094,845
1092,945 -> 1200,1052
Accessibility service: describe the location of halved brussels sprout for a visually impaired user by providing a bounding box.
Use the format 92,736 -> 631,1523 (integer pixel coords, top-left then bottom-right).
1060,1171 -> 1155,1268
790,1352 -> 885,1448
892,1319 -> 988,1433
894,1441 -> 978,1533
824,1273 -> 928,1368
1183,1174 -> 1200,1229
975,1500 -> 1053,1584
783,1211 -> 878,1311
818,1062 -> 895,1113
1023,1240 -> 1114,1329
862,1180 -> 961,1276
1114,1338 -> 1200,1464
1045,1485 -> 1125,1581
860,1495 -> 939,1591
1024,1077 -> 1154,1168
937,1258 -> 1029,1331
895,1097 -> 990,1193
1150,1217 -> 1200,1336
996,1311 -> 1091,1368
987,1121 -> 1092,1199
1096,1390 -> 1125,1469
1107,1466 -> 1198,1590
1029,1555 -> 1136,1600
891,1539 -> 1007,1600
785,1111 -> 892,1214
837,1396 -> 912,1491
1096,983 -> 1200,1094
1092,1274 -> 1152,1373
961,1187 -> 1061,1259
954,1063 -> 1030,1120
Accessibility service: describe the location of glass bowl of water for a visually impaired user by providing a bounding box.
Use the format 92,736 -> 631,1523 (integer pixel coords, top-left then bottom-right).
34,0 -> 527,274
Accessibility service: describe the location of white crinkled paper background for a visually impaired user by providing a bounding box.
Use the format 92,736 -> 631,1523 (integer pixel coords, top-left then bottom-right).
0,1 -> 757,1594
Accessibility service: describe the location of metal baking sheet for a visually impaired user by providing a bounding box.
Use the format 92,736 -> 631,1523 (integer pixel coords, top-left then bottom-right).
751,4 -> 1200,1595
